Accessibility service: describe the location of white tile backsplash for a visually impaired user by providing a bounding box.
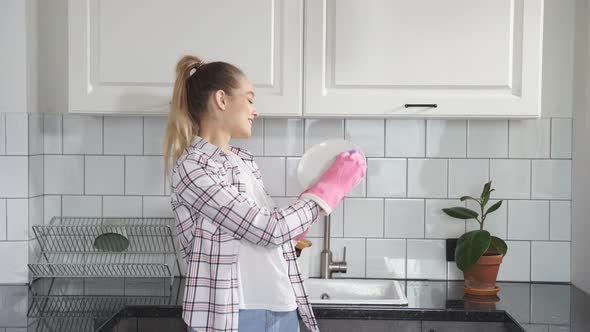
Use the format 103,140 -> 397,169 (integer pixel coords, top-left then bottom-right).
103,196 -> 142,217
531,241 -> 571,282
366,239 -> 406,279
331,238 -> 366,278
254,157 -> 286,196
43,114 -> 62,154
6,199 -> 28,241
550,118 -> 572,158
467,120 -> 508,158
44,155 -> 84,195
5,113 -> 28,155
104,116 -> 143,155
497,240 -> 531,281
231,118 -> 264,156
0,113 -> 5,155
426,120 -> 466,158
304,119 -> 344,150
447,262 -> 463,280
466,199 -> 507,239
343,198 -> 383,238
143,196 -> 174,217
532,160 -> 572,199
63,115 -> 102,154
550,200 -> 571,241
385,119 -> 425,157
62,196 -> 101,217
0,241 -> 28,283
0,157 -> 28,198
85,156 -> 124,195
0,200 -> 5,240
143,116 -> 167,155
28,114 -> 44,155
509,119 -> 551,158
384,199 -> 424,239
125,156 -> 165,195
264,118 -> 303,156
425,199 -> 466,239
508,200 -> 550,240
490,159 -> 531,199
285,158 -> 303,196
408,159 -> 448,198
28,155 -> 43,197
366,158 -> 406,198
44,196 -> 61,224
448,159 -> 489,199
407,239 -> 447,279
345,119 -> 385,157
0,113 -> 574,283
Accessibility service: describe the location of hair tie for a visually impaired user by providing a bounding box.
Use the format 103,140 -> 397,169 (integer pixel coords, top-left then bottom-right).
189,62 -> 205,76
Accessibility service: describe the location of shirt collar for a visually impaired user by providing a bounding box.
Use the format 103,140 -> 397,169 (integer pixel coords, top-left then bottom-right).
191,136 -> 254,162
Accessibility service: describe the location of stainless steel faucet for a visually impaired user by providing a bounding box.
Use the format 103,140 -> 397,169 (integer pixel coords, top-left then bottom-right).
319,214 -> 347,279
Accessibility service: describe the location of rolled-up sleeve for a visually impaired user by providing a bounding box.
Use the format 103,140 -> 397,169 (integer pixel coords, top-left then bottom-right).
173,158 -> 321,247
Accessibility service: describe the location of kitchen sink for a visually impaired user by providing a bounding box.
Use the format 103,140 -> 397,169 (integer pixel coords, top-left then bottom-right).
304,279 -> 408,305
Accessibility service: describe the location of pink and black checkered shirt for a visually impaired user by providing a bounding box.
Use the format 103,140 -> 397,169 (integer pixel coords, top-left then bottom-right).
170,136 -> 322,332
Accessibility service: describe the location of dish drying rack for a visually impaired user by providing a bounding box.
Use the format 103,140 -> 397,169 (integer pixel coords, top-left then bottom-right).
29,217 -> 180,287
28,294 -> 176,332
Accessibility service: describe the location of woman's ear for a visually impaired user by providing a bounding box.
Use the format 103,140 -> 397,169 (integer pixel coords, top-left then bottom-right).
213,90 -> 227,111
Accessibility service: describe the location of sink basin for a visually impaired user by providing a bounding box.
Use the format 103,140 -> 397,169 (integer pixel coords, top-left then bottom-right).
304,279 -> 408,305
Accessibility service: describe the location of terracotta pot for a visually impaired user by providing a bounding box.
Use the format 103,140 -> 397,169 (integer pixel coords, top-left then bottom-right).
463,253 -> 503,296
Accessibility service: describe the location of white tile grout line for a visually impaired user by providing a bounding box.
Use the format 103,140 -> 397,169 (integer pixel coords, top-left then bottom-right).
549,118 -> 553,159
465,120 -> 469,157
3,113 -> 6,155
102,115 -> 105,154
507,119 -> 511,158
142,116 -> 145,155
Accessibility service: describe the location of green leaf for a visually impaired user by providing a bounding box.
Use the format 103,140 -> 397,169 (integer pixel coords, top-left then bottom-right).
460,196 -> 480,203
480,181 -> 492,199
484,200 -> 503,217
442,207 -> 479,220
488,236 -> 508,256
455,230 -> 492,272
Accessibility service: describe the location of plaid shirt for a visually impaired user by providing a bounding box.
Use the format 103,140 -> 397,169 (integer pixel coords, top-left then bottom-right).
170,136 -> 322,332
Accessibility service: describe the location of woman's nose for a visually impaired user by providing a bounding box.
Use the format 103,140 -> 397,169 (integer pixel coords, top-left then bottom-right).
252,110 -> 259,118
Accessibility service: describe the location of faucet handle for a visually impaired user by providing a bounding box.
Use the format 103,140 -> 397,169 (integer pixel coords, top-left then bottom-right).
342,246 -> 347,262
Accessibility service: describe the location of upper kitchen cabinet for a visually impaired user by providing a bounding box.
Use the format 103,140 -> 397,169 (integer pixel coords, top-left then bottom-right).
304,0 -> 543,118
68,0 -> 303,115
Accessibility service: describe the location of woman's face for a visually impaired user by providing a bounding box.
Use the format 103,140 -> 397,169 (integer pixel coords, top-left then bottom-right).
223,75 -> 258,139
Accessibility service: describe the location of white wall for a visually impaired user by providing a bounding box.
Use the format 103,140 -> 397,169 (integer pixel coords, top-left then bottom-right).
38,0 -> 67,114
572,0 -> 590,294
0,0 -> 28,113
541,0 -> 576,118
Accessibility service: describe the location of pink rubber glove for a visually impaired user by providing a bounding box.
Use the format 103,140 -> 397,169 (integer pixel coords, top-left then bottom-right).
294,228 -> 310,242
299,150 -> 366,215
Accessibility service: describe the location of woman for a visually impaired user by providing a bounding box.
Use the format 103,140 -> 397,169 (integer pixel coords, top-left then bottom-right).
164,55 -> 366,332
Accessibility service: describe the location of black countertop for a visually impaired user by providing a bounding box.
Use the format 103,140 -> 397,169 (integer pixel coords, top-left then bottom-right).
1,277 -> 588,331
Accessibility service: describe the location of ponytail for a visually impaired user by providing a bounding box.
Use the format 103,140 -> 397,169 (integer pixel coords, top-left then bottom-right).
164,55 -> 201,175
163,55 -> 245,175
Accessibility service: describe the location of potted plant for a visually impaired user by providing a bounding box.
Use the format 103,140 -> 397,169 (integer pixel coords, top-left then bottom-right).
442,181 -> 507,296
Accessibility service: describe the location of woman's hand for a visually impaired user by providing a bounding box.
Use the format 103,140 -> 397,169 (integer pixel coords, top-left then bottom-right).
299,150 -> 366,215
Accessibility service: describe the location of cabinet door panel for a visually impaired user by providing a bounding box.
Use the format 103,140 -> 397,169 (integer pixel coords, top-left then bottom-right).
69,0 -> 302,115
305,0 -> 543,118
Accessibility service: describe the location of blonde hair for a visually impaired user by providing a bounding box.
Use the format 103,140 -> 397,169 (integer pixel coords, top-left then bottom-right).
163,55 -> 244,174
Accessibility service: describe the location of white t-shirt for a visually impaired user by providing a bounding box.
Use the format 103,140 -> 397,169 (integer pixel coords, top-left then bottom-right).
227,152 -> 297,311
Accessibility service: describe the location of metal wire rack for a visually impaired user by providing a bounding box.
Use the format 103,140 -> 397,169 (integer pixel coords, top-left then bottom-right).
28,295 -> 173,318
29,217 -> 180,286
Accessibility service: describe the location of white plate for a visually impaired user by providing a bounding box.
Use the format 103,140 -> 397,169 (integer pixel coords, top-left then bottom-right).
297,140 -> 365,190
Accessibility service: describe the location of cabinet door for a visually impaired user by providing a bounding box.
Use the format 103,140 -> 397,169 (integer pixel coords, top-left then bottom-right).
69,0 -> 303,115
304,0 -> 543,118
